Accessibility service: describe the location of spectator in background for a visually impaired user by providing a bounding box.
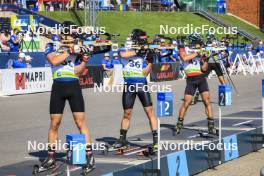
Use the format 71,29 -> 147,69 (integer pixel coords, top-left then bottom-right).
256,40 -> 264,57
0,30 -> 11,52
12,53 -> 27,69
159,39 -> 170,63
12,52 -> 27,68
25,55 -> 33,68
9,29 -> 23,52
111,52 -> 121,66
169,40 -> 178,62
102,52 -> 113,77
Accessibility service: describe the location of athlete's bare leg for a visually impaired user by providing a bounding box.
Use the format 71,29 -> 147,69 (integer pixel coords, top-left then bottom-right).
121,108 -> 133,130
218,76 -> 226,85
143,106 -> 158,131
73,112 -> 92,144
178,94 -> 193,119
48,114 -> 63,147
200,91 -> 213,118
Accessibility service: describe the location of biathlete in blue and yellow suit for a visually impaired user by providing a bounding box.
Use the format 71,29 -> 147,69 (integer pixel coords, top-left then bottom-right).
175,33 -> 218,135
41,43 -> 95,174
112,29 -> 158,151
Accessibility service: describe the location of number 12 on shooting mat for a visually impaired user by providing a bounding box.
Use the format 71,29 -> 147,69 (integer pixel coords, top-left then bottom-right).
157,92 -> 173,117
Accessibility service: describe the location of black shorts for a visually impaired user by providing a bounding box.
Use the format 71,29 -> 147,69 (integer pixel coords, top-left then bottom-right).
185,76 -> 209,96
50,80 -> 85,114
204,63 -> 224,77
122,83 -> 153,110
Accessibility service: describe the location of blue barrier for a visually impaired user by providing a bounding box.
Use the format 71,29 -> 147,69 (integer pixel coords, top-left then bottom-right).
0,52 -> 107,68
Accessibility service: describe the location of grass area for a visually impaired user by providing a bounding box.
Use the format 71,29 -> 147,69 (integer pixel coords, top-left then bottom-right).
39,11 -> 264,42
213,14 -> 264,40
40,11 -> 221,42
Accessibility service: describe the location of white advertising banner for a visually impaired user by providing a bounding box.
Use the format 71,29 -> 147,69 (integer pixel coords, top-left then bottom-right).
0,67 -> 53,96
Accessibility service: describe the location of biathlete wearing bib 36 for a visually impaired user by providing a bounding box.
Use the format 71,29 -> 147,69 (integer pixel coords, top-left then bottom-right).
121,55 -> 152,109
181,47 -> 209,96
50,54 -> 85,114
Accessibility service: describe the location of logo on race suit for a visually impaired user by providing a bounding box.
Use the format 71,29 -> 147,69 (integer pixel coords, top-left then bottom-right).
15,71 -> 46,90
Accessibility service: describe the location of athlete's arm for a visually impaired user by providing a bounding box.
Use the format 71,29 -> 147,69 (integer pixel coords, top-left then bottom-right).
143,63 -> 152,77
74,55 -> 89,76
179,48 -> 199,62
143,50 -> 154,76
47,51 -> 69,66
201,61 -> 209,72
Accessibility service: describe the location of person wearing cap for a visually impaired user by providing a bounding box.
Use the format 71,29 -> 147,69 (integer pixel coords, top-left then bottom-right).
25,55 -> 32,68
102,52 -> 113,78
12,52 -> 27,68
111,52 -> 121,65
169,40 -> 178,62
256,40 -> 264,57
159,38 -> 170,63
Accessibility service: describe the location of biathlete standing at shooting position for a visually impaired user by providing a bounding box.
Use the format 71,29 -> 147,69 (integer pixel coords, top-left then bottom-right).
175,33 -> 218,135
111,29 -> 158,151
204,41 -> 229,85
39,43 -> 95,174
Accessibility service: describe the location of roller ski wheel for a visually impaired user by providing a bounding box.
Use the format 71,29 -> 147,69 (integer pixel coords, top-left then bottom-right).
82,155 -> 95,175
107,139 -> 129,152
208,128 -> 219,136
141,144 -> 158,157
32,163 -> 56,175
82,165 -> 96,176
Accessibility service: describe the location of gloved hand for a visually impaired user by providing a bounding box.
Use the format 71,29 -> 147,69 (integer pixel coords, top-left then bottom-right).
146,50 -> 154,63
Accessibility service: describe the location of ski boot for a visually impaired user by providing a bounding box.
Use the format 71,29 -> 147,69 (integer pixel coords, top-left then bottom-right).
208,118 -> 218,135
33,153 -> 56,174
175,118 -> 184,135
82,154 -> 95,175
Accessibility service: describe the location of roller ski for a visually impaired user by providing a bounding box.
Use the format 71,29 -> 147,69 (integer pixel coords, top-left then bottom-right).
186,119 -> 219,138
82,154 -> 96,175
139,143 -> 158,157
104,139 -> 129,154
32,154 -> 57,175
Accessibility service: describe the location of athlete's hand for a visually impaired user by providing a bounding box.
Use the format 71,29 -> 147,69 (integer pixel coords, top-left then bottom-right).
146,50 -> 154,63
80,46 -> 90,54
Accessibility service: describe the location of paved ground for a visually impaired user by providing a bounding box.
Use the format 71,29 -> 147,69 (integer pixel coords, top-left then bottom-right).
197,148 -> 264,176
0,74 -> 263,175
